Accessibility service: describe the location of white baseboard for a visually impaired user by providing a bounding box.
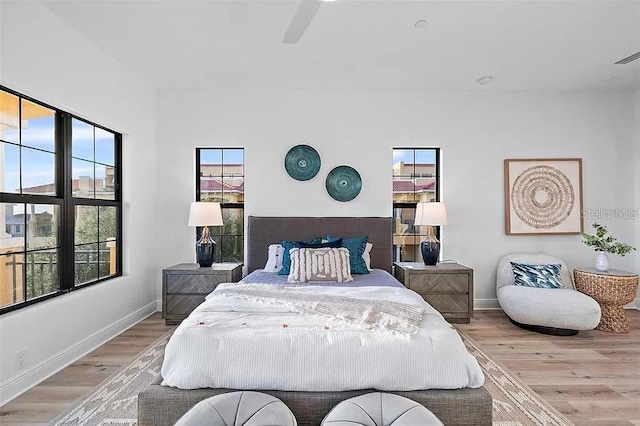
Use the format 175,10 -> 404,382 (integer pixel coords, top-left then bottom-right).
626,298 -> 640,310
156,298 -> 162,312
474,298 -> 501,310
0,300 -> 158,406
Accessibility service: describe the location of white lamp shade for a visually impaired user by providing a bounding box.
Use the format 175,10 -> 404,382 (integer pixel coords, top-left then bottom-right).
414,202 -> 448,226
188,202 -> 223,227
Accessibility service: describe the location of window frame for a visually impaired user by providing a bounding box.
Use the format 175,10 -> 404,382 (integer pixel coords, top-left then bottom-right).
392,148 -> 441,263
0,85 -> 123,315
195,147 -> 244,263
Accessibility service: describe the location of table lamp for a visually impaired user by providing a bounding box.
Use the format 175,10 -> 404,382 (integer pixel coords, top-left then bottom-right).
414,202 -> 448,265
188,202 -> 223,267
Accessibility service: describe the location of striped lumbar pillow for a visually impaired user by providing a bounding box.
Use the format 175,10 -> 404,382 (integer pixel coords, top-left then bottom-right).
287,248 -> 354,283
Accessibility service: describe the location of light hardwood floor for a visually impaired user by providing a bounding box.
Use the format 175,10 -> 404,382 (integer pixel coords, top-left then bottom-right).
0,310 -> 638,425
0,313 -> 173,424
458,310 -> 640,426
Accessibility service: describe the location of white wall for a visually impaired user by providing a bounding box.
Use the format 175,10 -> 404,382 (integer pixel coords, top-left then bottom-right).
0,1 -> 158,404
156,89 -> 637,307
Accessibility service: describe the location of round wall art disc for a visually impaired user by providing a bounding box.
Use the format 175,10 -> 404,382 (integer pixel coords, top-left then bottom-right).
284,144 -> 321,181
326,165 -> 362,202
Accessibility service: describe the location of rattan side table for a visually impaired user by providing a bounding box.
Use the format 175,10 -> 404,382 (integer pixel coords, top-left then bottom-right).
573,267 -> 638,333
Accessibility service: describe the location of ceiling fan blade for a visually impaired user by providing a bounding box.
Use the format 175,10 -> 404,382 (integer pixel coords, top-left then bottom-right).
283,0 -> 323,44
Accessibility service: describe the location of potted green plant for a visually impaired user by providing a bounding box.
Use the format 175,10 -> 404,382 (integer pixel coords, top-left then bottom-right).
582,223 -> 636,272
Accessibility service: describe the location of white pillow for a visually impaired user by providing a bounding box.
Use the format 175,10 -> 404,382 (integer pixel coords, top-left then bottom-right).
362,242 -> 373,271
287,248 -> 354,283
263,244 -> 284,272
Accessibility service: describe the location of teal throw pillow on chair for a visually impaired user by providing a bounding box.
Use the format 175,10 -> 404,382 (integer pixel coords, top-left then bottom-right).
510,262 -> 563,289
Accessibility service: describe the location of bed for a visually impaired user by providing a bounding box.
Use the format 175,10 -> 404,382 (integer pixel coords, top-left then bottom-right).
138,216 -> 492,425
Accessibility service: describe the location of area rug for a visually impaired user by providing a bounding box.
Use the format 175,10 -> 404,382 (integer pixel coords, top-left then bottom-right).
456,326 -> 573,426
53,327 -> 573,426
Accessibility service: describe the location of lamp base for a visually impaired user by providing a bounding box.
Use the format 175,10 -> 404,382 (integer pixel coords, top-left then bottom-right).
196,241 -> 215,267
420,239 -> 440,266
196,227 -> 216,267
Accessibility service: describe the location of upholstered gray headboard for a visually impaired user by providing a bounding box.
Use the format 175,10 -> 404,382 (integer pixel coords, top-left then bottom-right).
247,216 -> 393,274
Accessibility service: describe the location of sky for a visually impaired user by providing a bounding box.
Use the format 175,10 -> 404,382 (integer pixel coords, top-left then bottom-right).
200,148 -> 244,166
1,115 -> 115,193
392,148 -> 437,165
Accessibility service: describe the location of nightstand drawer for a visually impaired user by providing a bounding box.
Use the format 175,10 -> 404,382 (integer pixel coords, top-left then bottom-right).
408,273 -> 469,294
394,262 -> 473,324
166,294 -> 206,315
165,274 -> 226,294
423,294 -> 469,314
162,263 -> 243,325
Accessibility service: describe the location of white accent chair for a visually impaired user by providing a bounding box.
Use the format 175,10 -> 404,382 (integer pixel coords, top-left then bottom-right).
497,253 -> 601,335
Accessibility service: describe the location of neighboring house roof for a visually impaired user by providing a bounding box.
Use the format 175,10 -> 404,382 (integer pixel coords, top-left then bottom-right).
392,180 -> 435,193
21,180 -> 82,193
399,163 -> 436,167
4,215 -> 23,225
200,178 -> 244,193
20,183 -> 56,193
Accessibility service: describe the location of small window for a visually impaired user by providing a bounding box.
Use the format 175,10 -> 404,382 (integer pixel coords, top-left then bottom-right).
196,148 -> 244,263
392,148 -> 440,262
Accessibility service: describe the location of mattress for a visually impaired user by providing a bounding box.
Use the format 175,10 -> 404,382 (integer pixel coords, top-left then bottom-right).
160,270 -> 484,392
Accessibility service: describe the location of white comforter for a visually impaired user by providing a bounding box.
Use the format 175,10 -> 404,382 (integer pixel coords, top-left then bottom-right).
161,283 -> 484,391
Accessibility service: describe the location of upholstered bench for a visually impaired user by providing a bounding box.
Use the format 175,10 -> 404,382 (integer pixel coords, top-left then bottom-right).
322,392 -> 443,426
174,391 -> 296,426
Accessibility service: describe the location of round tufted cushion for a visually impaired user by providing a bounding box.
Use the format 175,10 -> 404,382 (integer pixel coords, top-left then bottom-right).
174,391 -> 296,426
322,392 -> 443,426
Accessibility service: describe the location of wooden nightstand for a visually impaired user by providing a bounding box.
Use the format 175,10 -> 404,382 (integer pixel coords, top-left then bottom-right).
394,262 -> 474,323
162,263 -> 243,325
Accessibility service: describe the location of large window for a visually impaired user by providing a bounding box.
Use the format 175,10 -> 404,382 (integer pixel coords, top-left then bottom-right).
196,148 -> 244,263
0,86 -> 122,314
392,148 -> 440,262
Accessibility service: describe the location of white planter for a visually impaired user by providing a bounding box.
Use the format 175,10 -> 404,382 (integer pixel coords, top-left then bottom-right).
595,252 -> 609,272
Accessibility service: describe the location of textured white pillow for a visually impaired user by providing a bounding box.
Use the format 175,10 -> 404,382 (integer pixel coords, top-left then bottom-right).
263,244 -> 284,272
288,248 -> 354,283
362,242 -> 373,271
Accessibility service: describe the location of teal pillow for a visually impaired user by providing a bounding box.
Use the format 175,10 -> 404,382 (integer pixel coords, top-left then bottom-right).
278,237 -> 322,275
298,239 -> 342,249
327,235 -> 370,274
510,262 -> 563,288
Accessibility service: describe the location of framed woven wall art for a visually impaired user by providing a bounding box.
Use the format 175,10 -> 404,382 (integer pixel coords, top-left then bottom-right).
504,158 -> 583,235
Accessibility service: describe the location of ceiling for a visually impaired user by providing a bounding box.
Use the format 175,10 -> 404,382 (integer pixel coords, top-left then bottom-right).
40,0 -> 640,91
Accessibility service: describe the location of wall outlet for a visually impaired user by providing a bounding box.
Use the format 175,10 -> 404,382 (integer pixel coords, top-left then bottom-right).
15,349 -> 28,371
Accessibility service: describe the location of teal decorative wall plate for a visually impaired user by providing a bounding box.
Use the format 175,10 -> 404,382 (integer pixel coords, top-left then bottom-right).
284,144 -> 321,181
326,165 -> 362,202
